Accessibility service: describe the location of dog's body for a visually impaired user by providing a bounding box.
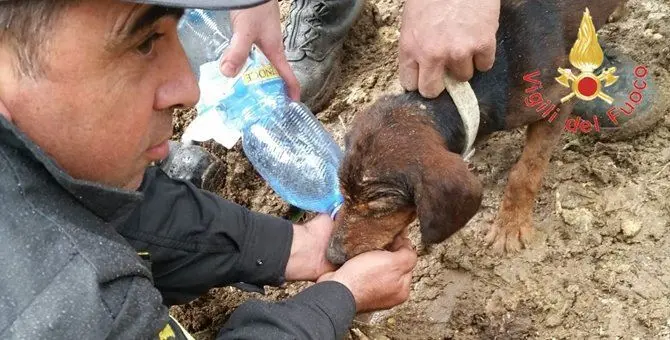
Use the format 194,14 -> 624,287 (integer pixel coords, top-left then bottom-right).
326,0 -> 625,264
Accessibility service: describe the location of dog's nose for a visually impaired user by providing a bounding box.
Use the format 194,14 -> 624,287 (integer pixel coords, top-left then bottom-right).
326,235 -> 348,265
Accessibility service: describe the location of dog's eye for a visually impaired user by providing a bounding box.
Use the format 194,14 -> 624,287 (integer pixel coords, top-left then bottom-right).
367,200 -> 390,211
365,199 -> 397,217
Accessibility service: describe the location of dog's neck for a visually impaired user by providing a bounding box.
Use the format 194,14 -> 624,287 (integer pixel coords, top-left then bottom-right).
399,91 -> 468,157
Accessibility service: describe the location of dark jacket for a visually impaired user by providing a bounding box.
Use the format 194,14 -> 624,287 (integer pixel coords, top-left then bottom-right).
0,116 -> 355,339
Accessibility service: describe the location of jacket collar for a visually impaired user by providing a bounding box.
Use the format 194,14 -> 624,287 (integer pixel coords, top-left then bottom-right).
0,116 -> 143,222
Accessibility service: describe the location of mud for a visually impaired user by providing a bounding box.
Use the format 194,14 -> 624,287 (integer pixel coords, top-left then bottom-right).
170,0 -> 670,338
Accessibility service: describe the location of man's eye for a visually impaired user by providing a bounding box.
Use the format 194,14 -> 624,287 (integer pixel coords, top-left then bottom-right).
137,33 -> 164,55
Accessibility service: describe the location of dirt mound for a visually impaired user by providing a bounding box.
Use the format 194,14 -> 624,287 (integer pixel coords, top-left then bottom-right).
170,0 -> 670,338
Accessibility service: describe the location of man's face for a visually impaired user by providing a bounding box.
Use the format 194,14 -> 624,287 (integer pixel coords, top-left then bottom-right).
0,0 -> 199,190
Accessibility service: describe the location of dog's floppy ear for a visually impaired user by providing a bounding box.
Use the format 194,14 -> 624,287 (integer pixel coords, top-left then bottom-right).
412,151 -> 483,244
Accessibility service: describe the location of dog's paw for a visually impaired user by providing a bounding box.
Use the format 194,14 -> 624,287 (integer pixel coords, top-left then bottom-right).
484,217 -> 533,254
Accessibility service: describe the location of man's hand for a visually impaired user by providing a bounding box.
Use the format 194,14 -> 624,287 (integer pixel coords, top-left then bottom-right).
317,234 -> 417,313
284,214 -> 337,281
399,0 -> 500,98
221,0 -> 301,101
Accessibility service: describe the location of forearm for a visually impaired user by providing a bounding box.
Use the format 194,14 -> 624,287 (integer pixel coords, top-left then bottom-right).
118,167 -> 294,305
217,281 -> 356,340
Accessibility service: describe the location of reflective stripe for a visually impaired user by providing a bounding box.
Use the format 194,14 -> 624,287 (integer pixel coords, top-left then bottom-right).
170,316 -> 196,340
159,316 -> 196,340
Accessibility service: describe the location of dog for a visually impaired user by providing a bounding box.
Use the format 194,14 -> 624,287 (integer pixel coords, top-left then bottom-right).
326,0 -> 627,265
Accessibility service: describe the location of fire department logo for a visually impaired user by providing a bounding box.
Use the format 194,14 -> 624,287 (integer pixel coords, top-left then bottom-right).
555,8 -> 619,104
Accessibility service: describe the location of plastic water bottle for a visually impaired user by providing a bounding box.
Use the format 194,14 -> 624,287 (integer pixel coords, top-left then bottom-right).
177,9 -> 344,218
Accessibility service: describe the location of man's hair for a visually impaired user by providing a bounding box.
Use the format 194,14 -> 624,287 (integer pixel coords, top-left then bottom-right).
0,0 -> 77,78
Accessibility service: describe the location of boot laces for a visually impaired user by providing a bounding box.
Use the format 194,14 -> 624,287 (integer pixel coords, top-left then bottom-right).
296,1 -> 331,52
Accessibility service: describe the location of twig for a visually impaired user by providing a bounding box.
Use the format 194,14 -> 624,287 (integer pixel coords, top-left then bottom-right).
654,161 -> 670,179
351,328 -> 371,340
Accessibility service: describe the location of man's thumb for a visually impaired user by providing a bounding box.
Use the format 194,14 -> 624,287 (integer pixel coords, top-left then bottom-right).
220,32 -> 253,77
392,243 -> 418,270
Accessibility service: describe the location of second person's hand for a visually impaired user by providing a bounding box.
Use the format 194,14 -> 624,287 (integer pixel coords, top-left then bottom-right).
221,0 -> 301,101
399,0 -> 500,98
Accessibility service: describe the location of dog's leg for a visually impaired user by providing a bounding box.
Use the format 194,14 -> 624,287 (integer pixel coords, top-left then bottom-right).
485,101 -> 573,253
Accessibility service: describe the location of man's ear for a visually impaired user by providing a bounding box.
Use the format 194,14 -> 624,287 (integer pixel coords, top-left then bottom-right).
413,151 -> 483,245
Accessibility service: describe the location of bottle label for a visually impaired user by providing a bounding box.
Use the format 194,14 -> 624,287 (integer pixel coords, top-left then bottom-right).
188,45 -> 287,149
242,64 -> 281,85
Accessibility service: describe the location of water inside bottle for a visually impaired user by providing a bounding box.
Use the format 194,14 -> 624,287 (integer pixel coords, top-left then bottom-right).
178,9 -> 232,80
242,102 -> 344,215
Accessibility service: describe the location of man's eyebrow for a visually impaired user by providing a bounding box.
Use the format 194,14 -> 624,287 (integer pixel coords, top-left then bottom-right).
125,5 -> 185,37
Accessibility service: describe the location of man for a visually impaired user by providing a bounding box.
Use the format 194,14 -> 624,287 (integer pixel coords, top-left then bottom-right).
221,0 -> 501,112
0,0 -> 417,339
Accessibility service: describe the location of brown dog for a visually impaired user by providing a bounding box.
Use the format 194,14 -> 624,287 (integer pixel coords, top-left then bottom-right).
326,0 -> 626,264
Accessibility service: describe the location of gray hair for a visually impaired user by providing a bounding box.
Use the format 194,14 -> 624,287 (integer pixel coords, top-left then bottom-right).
0,0 -> 77,78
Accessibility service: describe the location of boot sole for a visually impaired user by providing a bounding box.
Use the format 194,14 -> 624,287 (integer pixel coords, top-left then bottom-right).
596,70 -> 669,141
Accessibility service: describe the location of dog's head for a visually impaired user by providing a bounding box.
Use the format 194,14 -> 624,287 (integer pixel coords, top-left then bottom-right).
327,98 -> 483,265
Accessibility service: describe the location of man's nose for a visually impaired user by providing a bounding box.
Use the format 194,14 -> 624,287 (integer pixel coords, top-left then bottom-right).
157,43 -> 201,110
175,66 -> 200,108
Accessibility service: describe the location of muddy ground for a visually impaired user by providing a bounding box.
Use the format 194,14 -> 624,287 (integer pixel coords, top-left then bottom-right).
170,0 -> 670,338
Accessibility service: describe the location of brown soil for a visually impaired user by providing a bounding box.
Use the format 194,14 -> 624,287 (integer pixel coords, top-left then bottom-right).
170,0 -> 670,338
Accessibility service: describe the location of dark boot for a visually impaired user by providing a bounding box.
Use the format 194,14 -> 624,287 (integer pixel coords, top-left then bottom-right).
283,0 -> 364,113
